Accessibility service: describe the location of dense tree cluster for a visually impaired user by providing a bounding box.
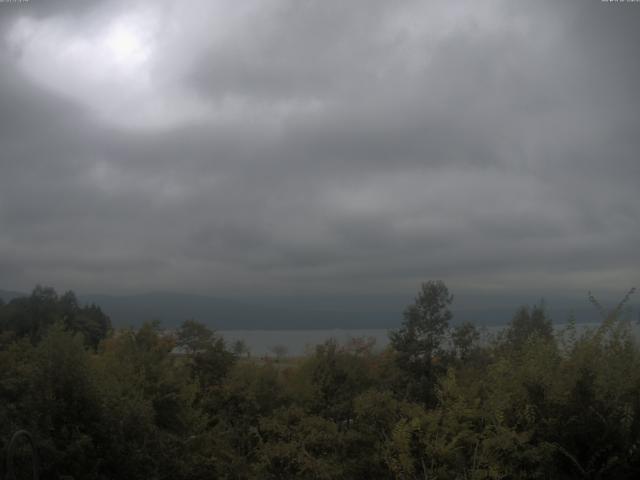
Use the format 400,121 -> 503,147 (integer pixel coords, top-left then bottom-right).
0,286 -> 111,348
1,283 -> 639,479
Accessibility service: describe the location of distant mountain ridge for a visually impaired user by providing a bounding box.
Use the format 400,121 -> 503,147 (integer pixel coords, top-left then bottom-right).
0,289 -> 25,302
0,289 -> 398,329
1,288 -> 625,330
80,292 -> 398,330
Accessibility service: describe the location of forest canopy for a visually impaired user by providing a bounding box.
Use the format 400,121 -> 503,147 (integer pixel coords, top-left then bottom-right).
0,282 -> 639,479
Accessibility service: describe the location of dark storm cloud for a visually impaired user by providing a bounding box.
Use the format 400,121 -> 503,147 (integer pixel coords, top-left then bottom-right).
0,0 -> 638,298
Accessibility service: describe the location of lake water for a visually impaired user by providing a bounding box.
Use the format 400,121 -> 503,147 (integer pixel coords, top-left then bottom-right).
219,322 -> 637,357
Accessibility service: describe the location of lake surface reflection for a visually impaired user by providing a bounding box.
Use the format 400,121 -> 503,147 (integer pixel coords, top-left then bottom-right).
219,322 -> 633,357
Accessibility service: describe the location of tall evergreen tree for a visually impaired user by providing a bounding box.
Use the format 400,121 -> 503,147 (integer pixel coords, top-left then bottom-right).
389,280 -> 453,405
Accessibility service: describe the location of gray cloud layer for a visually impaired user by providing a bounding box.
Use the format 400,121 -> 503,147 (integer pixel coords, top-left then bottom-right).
0,0 -> 638,300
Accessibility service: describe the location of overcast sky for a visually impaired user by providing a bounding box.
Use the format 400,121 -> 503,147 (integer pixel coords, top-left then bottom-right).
0,0 -> 638,302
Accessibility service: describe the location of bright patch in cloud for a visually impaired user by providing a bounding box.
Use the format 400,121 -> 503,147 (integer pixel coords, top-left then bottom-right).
5,11 -> 209,129
103,19 -> 152,70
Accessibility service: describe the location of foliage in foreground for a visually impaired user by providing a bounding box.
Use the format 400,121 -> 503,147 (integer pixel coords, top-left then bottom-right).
0,283 -> 639,479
